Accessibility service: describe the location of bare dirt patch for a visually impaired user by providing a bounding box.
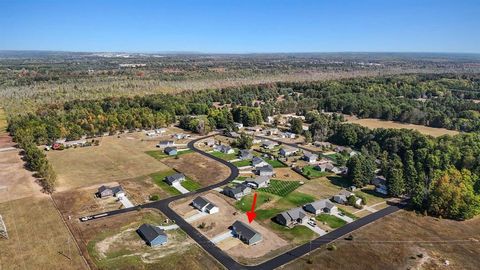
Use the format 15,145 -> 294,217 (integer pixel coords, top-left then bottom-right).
47,132 -> 170,191
0,196 -> 87,270
161,152 -> 230,186
274,167 -> 308,181
344,116 -> 459,137
0,150 -> 45,203
283,210 -> 480,270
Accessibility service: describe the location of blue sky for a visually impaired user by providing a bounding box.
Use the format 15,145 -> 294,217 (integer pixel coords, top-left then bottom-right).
0,0 -> 478,53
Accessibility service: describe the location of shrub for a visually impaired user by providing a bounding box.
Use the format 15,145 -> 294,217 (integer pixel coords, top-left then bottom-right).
149,194 -> 160,201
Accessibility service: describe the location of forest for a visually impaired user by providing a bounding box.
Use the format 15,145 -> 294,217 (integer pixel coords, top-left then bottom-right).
6,73 -> 480,219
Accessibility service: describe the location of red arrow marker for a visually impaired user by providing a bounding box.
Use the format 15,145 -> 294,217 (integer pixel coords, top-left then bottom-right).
246,192 -> 257,223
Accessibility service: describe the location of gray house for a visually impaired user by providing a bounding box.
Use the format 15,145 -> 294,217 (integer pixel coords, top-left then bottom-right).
256,165 -> 274,177
222,183 -> 252,200
97,185 -> 125,198
165,173 -> 186,185
231,220 -> 262,245
238,149 -> 253,160
303,152 -> 318,163
192,196 -> 219,214
252,156 -> 269,168
245,176 -> 270,189
214,144 -> 234,154
275,207 -> 308,227
164,146 -> 177,156
261,140 -> 278,149
303,199 -> 338,215
137,223 -> 168,247
279,146 -> 298,157
157,140 -> 175,148
332,189 -> 354,204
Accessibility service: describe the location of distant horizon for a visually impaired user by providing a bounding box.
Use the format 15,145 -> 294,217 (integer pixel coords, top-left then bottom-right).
1,1 -> 479,54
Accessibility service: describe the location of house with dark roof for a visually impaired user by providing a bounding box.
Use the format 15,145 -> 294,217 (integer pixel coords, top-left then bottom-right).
97,185 -> 125,198
256,165 -> 274,177
245,176 -> 270,189
252,156 -> 269,168
164,146 -> 178,156
238,149 -> 253,160
214,144 -> 234,154
192,196 -> 219,214
303,199 -> 338,215
275,207 -> 308,227
222,183 -> 252,200
157,140 -> 175,148
231,220 -> 262,245
279,146 -> 298,157
261,140 -> 278,149
137,224 -> 168,247
164,173 -> 186,185
226,131 -> 241,138
303,152 -> 318,163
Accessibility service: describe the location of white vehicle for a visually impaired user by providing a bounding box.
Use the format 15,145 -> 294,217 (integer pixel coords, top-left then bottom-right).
307,220 -> 316,227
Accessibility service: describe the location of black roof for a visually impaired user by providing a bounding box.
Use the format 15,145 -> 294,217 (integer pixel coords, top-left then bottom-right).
137,224 -> 166,243
231,220 -> 260,240
165,173 -> 185,184
164,146 -> 177,152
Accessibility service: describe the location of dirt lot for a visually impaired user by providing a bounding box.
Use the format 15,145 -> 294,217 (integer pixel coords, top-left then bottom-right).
0,149 -> 46,203
72,209 -> 223,270
344,116 -> 459,137
162,152 -> 231,186
171,192 -> 290,264
282,210 -> 480,270
273,167 -> 307,181
0,196 -> 87,270
47,132 -> 171,191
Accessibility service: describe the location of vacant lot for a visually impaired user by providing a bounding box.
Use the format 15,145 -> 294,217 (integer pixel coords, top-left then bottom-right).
171,192 -> 289,265
47,133 -> 170,191
283,210 -> 480,270
273,167 -> 307,181
162,152 -> 230,186
345,116 -> 459,137
0,149 -> 45,203
0,196 -> 87,270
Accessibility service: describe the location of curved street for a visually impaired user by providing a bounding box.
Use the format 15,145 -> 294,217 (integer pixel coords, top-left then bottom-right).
80,134 -> 403,270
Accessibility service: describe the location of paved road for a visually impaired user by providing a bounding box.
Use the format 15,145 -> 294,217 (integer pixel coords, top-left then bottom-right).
80,133 -> 404,270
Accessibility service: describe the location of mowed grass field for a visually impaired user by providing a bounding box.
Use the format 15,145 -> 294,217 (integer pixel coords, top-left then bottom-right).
283,210 -> 480,270
345,117 -> 459,137
47,134 -> 170,191
0,196 -> 87,270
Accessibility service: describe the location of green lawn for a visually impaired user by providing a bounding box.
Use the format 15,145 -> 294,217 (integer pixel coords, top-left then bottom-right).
338,208 -> 358,220
269,222 -> 316,244
265,158 -> 287,168
282,191 -> 316,206
316,214 -> 347,228
302,165 -> 328,179
210,150 -> 238,161
235,191 -> 275,212
255,208 -> 285,221
232,160 -> 251,167
150,170 -> 201,195
259,180 -> 302,196
145,149 -> 193,160
322,153 -> 341,163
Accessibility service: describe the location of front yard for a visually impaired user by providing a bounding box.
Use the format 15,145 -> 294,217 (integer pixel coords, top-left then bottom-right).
150,170 -> 201,195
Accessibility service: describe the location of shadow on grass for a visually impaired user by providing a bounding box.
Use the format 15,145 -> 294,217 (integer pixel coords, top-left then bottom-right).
326,175 -> 352,188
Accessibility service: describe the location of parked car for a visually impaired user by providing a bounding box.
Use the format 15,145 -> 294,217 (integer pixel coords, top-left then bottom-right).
307,220 -> 316,227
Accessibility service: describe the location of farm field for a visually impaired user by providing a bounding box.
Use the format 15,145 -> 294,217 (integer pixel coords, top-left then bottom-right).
283,210 -> 480,270
0,196 -> 87,270
344,116 -> 459,137
47,133 -> 170,191
259,180 -> 302,196
161,152 -> 230,186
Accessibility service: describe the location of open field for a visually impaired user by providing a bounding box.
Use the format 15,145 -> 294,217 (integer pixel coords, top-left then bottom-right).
283,210 -> 480,270
47,133 -> 170,191
344,116 -> 459,137
171,192 -> 290,265
0,108 -> 7,133
0,196 -> 87,270
272,167 -> 307,181
0,149 -> 45,203
161,152 -> 231,187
